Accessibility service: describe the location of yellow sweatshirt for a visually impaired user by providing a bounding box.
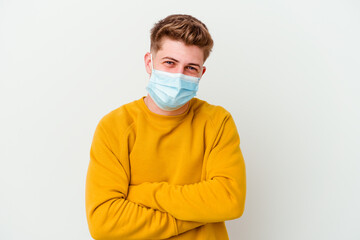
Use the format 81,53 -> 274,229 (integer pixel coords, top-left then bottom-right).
85,96 -> 246,240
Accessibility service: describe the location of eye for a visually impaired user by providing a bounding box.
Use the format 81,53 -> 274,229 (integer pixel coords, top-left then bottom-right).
187,66 -> 199,72
164,61 -> 174,65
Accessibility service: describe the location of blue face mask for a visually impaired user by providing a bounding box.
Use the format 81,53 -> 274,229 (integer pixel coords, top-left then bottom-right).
146,54 -> 201,111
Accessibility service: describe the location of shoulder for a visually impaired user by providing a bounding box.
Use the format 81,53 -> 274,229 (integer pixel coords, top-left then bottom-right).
96,98 -> 142,136
192,98 -> 232,126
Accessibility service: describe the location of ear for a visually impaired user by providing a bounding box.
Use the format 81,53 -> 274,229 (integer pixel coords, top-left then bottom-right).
201,66 -> 206,77
144,52 -> 152,75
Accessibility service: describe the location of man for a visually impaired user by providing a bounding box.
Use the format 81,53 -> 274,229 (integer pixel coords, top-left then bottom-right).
85,14 -> 246,240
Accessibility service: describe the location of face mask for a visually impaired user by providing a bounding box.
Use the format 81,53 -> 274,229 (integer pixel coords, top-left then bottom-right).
146,54 -> 201,111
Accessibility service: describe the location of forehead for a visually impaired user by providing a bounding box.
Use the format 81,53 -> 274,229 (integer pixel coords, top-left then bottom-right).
155,37 -> 204,64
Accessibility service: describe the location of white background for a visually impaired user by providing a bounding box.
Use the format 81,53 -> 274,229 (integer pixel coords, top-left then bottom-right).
1,0 -> 359,239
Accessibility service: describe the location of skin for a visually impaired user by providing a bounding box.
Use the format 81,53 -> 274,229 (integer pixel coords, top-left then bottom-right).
144,37 -> 207,116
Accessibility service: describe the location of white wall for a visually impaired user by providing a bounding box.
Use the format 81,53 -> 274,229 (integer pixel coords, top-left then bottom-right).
1,0 -> 359,239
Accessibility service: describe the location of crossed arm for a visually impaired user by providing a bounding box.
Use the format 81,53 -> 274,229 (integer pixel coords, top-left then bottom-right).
85,114 -> 246,239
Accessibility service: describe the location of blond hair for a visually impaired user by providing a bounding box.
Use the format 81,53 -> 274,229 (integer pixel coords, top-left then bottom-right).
150,14 -> 214,61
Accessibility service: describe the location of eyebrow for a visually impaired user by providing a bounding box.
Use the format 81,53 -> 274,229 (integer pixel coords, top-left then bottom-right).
162,56 -> 201,68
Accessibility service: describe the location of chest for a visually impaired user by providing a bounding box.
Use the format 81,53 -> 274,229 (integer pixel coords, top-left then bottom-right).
129,119 -> 213,185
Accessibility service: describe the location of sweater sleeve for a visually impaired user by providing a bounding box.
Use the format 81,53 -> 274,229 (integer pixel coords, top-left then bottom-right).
126,113 -> 246,223
85,118 -> 205,240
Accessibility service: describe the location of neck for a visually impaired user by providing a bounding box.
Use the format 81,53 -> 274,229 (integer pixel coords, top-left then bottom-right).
144,94 -> 189,116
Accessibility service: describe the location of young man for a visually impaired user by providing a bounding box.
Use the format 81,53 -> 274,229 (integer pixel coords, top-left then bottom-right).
85,14 -> 246,240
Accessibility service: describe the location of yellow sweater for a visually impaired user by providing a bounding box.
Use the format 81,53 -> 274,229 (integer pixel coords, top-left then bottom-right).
85,96 -> 246,240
